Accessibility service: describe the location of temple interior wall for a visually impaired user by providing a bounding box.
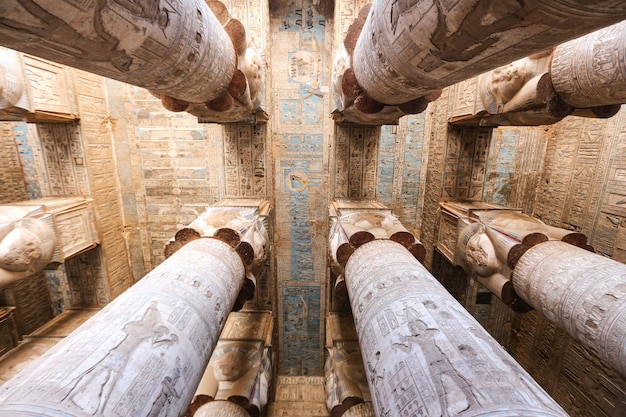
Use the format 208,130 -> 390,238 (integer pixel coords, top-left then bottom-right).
0,0 -> 625,415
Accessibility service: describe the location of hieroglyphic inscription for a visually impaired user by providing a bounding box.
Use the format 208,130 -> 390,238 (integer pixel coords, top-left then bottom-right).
65,246 -> 108,307
74,69 -> 130,300
535,113 -> 620,245
0,0 -> 236,104
514,241 -> 626,378
22,56 -> 75,116
443,126 -> 491,200
0,238 -> 244,417
282,285 -> 322,375
561,119 -> 608,229
376,125 -> 396,205
45,265 -> 70,315
509,128 -> 546,214
334,125 -> 379,199
399,116 -> 426,227
130,86 -> 220,268
36,123 -> 90,197
282,155 -> 321,282
12,122 -> 42,199
224,125 -> 267,197
272,0 -> 331,375
377,116 -> 428,233
482,128 -> 517,206
420,89 -> 451,269
10,271 -> 54,334
345,240 -> 568,416
351,0 -> 626,105
551,21 -> 626,108
449,78 -> 481,119
103,79 -> 145,283
0,123 -> 28,203
335,0 -> 370,41
223,0 -> 267,51
590,108 -> 626,257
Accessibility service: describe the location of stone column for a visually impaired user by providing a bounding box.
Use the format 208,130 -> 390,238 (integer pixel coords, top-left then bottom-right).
0,237 -> 245,417
325,314 -> 373,417
345,239 -> 568,416
551,20 -> 626,109
451,20 -> 626,127
351,0 -> 626,106
343,403 -> 375,417
0,0 -> 235,105
186,311 -> 273,417
438,202 -> 592,312
513,241 -> 626,379
192,401 -> 250,417
165,201 -> 270,312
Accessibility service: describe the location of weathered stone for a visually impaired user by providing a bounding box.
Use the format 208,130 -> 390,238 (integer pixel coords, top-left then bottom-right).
0,238 -> 245,417
190,311 -> 272,417
0,0 -> 236,104
552,21 -> 626,108
325,315 -> 371,417
351,0 -> 626,105
513,241 -> 626,378
345,239 -> 568,416
193,401 -> 250,417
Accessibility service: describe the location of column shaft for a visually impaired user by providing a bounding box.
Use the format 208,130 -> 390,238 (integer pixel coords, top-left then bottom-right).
193,401 -> 250,417
0,238 -> 245,417
513,241 -> 626,378
345,240 -> 567,416
551,21 -> 626,108
352,0 -> 626,105
0,0 -> 235,103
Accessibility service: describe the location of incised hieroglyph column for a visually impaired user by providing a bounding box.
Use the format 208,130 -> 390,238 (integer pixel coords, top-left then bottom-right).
438,201 -> 626,379
353,0 -> 626,105
329,201 -> 424,312
0,0 -> 265,122
333,0 -> 626,124
0,237 -> 246,417
344,239 -> 568,416
0,200 -> 270,416
513,241 -> 626,379
165,200 -> 270,311
451,20 -> 626,127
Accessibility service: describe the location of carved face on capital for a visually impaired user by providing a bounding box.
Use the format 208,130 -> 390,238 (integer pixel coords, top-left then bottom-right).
466,232 -> 500,277
214,350 -> 252,381
490,62 -> 524,109
0,226 -> 42,272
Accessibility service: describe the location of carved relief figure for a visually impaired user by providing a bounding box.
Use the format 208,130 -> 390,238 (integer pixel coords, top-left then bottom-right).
392,305 -> 481,415
60,301 -> 178,415
147,357 -> 182,417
